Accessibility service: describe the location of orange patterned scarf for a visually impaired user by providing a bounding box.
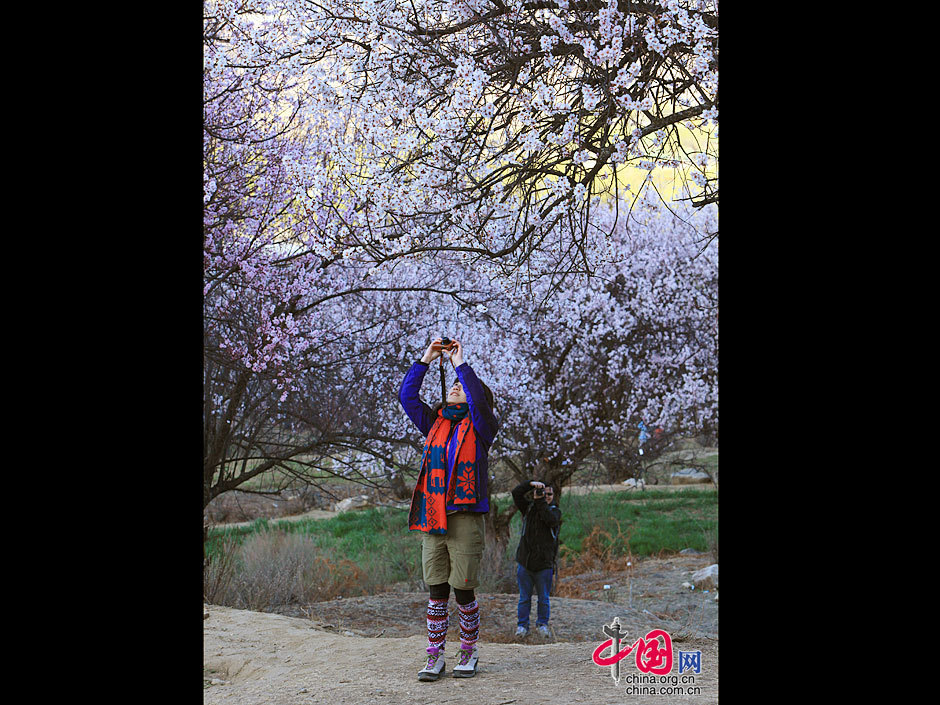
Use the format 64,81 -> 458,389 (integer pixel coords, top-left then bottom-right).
408,405 -> 478,534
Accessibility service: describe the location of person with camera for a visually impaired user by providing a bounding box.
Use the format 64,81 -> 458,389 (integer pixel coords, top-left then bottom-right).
511,479 -> 562,639
400,337 -> 499,681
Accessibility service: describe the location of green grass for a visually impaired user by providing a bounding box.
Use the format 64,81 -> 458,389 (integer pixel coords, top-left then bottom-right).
204,488 -> 717,607
558,488 -> 717,556
206,505 -> 416,558
206,487 -> 717,565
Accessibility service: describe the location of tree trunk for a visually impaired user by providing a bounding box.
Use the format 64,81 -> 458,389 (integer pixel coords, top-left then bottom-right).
384,459 -> 410,499
482,500 -> 517,593
539,461 -> 576,503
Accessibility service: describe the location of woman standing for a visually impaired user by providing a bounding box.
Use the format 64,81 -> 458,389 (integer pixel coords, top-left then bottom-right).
399,337 -> 499,681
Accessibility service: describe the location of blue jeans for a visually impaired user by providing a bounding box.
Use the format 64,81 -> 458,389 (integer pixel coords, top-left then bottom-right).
517,563 -> 553,628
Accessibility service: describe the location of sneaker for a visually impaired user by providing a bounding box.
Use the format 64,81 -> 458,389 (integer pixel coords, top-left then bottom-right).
514,626 -> 528,638
537,624 -> 551,638
418,647 -> 445,682
453,645 -> 478,678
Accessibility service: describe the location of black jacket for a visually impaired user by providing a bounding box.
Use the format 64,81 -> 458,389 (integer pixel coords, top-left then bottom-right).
512,482 -> 562,572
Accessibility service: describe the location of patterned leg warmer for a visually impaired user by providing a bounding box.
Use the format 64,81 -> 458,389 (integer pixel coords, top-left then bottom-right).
457,599 -> 480,649
427,598 -> 449,652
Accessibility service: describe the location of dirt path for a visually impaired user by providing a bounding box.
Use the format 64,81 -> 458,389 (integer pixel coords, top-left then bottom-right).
204,604 -> 718,705
205,552 -> 718,704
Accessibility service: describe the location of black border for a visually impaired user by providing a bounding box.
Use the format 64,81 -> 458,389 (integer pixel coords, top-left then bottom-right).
107,3 -> 827,698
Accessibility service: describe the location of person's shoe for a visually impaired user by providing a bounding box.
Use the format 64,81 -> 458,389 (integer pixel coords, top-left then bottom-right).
537,624 -> 551,639
453,644 -> 478,678
418,646 -> 445,682
514,626 -> 528,638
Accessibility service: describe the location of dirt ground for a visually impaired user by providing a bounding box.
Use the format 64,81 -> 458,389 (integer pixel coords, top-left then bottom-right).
265,553 -> 718,641
205,482 -> 718,703
204,598 -> 717,705
204,553 -> 717,704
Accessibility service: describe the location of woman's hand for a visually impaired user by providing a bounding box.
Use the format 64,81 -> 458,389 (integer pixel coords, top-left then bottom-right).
420,338 -> 443,365
529,481 -> 546,489
448,339 -> 465,368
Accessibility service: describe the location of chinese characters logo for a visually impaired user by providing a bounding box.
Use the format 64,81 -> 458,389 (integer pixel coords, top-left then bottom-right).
592,617 -> 702,685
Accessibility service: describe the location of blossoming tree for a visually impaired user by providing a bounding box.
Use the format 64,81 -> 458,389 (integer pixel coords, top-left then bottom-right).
203,0 -> 719,530
209,0 -> 718,281
203,16 -> 502,512
473,199 -> 718,495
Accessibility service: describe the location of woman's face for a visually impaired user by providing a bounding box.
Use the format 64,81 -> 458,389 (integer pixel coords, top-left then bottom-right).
447,380 -> 467,404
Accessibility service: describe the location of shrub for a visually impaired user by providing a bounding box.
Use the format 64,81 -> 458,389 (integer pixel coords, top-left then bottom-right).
205,530 -> 366,609
203,534 -> 239,604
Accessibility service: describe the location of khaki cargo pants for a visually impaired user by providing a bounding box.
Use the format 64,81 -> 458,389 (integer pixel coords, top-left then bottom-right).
421,511 -> 486,590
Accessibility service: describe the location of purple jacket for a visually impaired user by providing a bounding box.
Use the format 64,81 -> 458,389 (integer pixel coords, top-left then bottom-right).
399,360 -> 499,513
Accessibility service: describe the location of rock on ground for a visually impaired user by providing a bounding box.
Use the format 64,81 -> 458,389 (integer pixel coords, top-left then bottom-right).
691,564 -> 719,591
670,469 -> 712,485
332,495 -> 374,513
